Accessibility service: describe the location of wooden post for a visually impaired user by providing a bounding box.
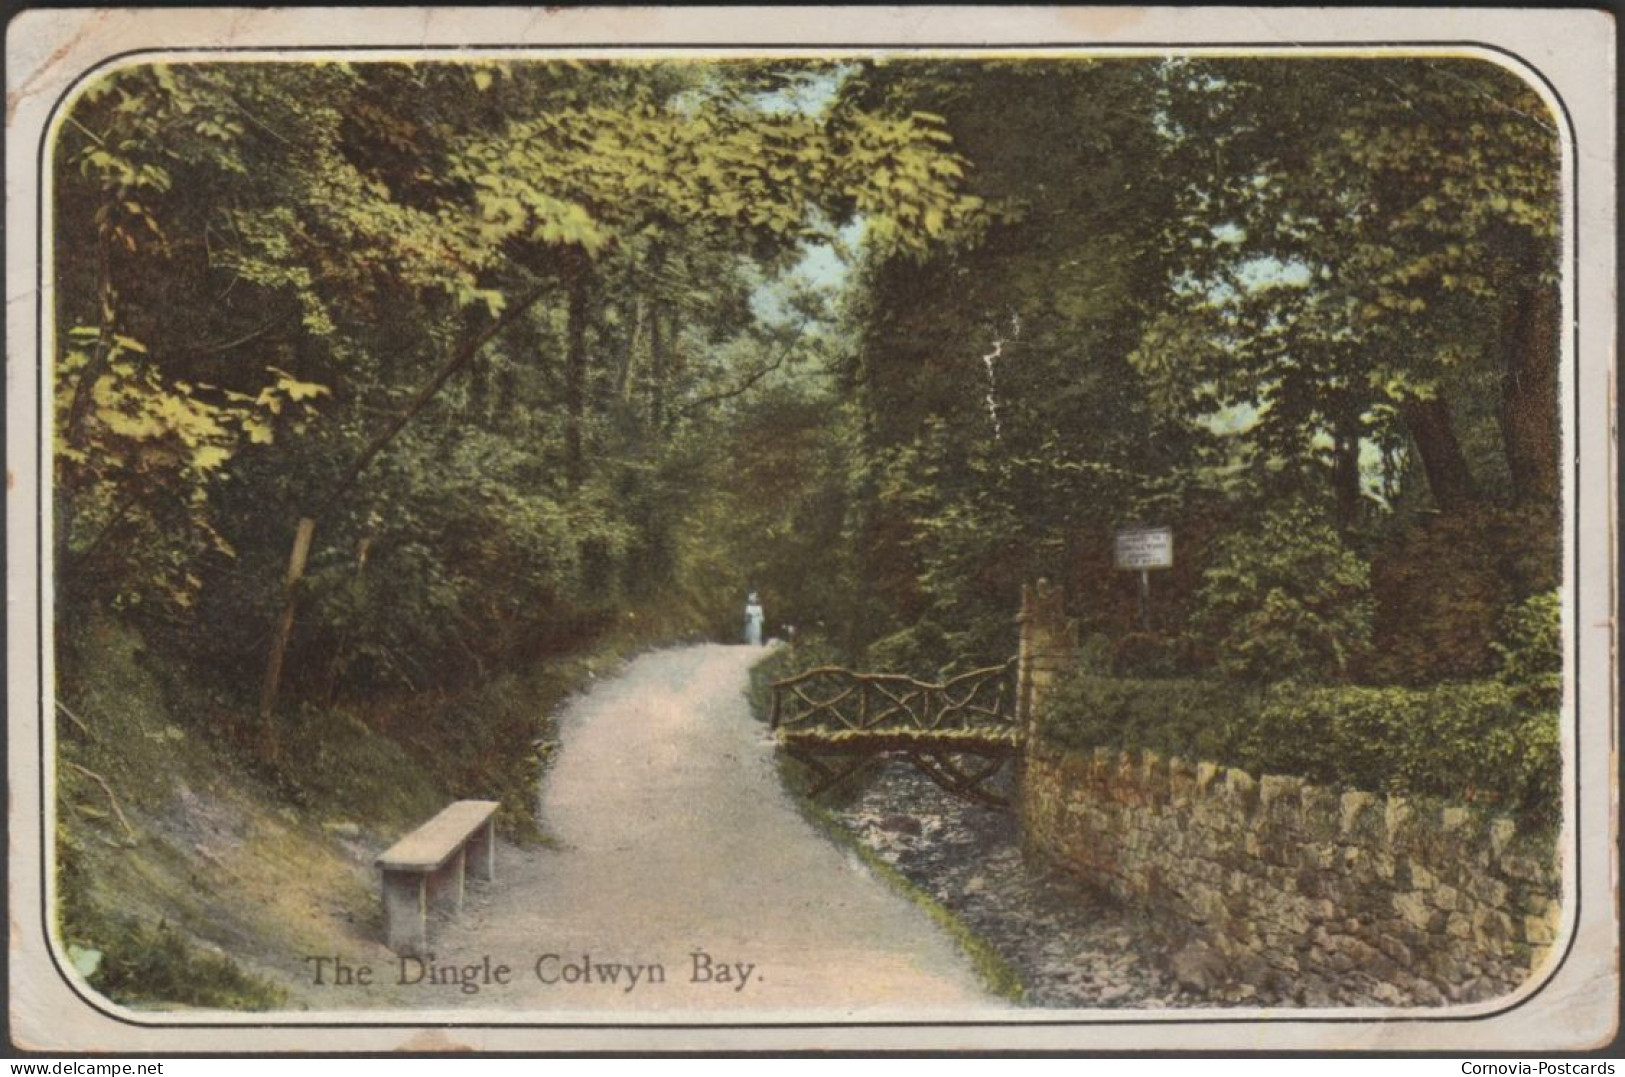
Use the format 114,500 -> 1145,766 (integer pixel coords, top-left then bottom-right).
258,517 -> 317,739
1138,568 -> 1151,631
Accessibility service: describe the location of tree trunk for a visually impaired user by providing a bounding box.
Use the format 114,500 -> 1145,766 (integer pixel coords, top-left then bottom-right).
258,516 -> 317,756
1399,394 -> 1477,513
65,209 -> 119,449
462,305 -> 492,422
258,285 -> 548,725
1498,280 -> 1562,508
467,354 -> 491,421
649,301 -> 666,432
1331,424 -> 1362,530
564,258 -> 591,489
616,296 -> 642,405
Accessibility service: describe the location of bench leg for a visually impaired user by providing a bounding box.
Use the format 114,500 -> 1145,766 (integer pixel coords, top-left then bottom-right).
382,870 -> 427,956
422,854 -> 463,920
469,818 -> 496,884
454,846 -> 466,912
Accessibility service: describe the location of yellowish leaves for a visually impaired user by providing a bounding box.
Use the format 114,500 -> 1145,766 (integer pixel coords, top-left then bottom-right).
451,97 -> 981,265
455,284 -> 507,318
267,366 -> 330,404
63,337 -> 329,473
57,332 -> 331,609
192,445 -> 230,472
242,417 -> 275,445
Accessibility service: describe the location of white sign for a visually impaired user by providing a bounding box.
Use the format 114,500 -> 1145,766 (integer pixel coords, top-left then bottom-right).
1115,527 -> 1173,570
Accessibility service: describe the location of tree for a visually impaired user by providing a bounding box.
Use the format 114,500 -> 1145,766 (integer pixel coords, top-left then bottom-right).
829,59 -> 1200,666
1135,58 -> 1562,519
1192,501 -> 1375,683
52,58 -> 994,738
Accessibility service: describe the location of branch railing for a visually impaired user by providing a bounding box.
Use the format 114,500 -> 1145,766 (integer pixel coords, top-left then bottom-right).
769,658 -> 1020,735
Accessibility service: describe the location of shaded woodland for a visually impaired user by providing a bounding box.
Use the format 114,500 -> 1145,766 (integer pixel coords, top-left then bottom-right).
51,57 -> 1565,978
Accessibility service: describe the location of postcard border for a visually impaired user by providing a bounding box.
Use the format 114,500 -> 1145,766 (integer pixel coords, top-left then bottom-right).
24,37 -> 1594,1035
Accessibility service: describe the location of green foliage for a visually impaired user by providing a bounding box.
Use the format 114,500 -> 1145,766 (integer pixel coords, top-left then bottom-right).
1494,590 -> 1563,708
291,428 -> 640,697
1108,632 -> 1189,678
746,636 -> 847,723
1043,672 -> 1560,830
56,336 -> 327,614
53,57 -> 984,693
454,91 -> 987,262
1191,502 -> 1374,683
1040,674 -> 1254,764
672,385 -> 860,648
829,60 -> 1209,668
1135,58 -> 1562,515
64,910 -> 287,1011
1244,682 -> 1561,832
1368,505 -> 1559,685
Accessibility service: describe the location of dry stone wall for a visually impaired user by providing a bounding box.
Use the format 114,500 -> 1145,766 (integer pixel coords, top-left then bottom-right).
1023,739 -> 1563,1006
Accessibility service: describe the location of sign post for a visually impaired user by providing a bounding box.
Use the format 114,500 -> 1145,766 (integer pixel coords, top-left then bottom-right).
1114,526 -> 1174,630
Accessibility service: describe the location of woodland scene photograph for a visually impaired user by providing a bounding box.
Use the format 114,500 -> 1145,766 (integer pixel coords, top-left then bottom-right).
40,49 -> 1570,1021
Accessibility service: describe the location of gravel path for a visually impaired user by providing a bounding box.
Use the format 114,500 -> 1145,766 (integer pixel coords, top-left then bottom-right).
422,644 -> 997,1015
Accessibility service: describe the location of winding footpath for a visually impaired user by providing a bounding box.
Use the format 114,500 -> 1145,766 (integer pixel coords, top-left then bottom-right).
425,643 -> 997,1015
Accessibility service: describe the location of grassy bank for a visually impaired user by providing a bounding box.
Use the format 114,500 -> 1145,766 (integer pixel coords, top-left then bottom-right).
53,606 -> 703,1011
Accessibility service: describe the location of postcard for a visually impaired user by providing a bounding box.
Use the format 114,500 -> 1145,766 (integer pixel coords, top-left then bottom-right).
6,6 -> 1616,1054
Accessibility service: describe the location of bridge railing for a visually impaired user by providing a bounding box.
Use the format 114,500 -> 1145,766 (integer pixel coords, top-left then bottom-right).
769,658 -> 1019,735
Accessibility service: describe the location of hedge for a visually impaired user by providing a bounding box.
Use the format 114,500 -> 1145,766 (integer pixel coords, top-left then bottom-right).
1041,673 -> 1561,831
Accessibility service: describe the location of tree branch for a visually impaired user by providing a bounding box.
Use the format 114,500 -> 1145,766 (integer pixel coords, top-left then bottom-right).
64,762 -> 137,838
677,328 -> 805,417
55,700 -> 93,738
310,282 -> 550,518
177,320 -> 282,358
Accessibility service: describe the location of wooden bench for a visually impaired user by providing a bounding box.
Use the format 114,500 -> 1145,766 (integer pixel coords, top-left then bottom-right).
375,800 -> 499,955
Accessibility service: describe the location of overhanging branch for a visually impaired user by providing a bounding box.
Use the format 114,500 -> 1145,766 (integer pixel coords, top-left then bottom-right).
677,324 -> 807,417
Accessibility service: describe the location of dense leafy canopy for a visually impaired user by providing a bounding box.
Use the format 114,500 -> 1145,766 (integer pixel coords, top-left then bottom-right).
53,56 -> 1562,773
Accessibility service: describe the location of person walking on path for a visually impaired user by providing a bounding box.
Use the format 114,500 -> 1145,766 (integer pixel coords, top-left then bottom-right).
744,592 -> 765,646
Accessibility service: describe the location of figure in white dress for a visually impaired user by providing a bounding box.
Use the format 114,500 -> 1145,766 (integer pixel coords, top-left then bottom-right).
744,592 -> 765,646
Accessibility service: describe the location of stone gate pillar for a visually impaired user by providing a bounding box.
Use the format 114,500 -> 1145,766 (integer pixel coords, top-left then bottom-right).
1018,579 -> 1076,851
1017,578 -> 1076,742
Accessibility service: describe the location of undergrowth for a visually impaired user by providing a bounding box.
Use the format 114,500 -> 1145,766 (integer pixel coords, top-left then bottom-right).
1042,671 -> 1561,833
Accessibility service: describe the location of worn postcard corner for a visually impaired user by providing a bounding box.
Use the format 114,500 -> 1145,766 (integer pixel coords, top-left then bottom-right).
6,5 -> 1618,1055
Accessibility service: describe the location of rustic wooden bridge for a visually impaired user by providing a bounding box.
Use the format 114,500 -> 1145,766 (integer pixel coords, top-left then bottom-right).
769,659 -> 1022,808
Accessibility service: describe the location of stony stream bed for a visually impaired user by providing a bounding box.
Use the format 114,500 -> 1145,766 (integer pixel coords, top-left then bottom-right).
827,762 -> 1441,1010
826,762 -> 1190,1008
